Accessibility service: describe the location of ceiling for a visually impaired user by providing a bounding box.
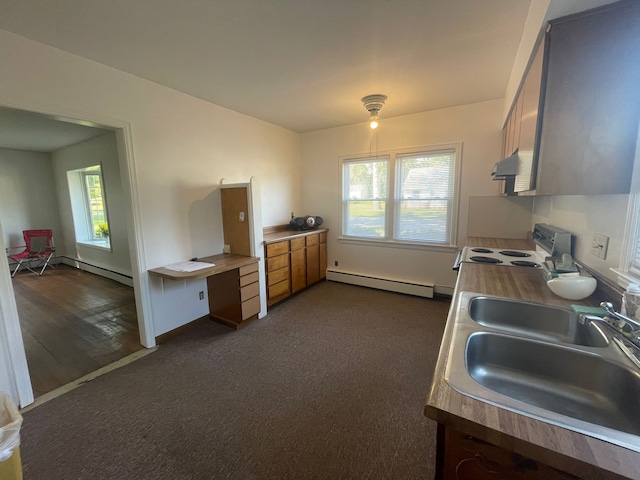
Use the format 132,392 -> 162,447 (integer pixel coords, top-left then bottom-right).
0,0 -> 533,137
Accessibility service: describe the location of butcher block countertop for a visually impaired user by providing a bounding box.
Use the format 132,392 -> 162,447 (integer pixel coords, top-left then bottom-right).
425,237 -> 638,479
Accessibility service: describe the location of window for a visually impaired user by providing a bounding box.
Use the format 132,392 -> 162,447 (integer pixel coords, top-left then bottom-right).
341,145 -> 460,246
67,164 -> 111,250
342,157 -> 389,238
616,193 -> 640,286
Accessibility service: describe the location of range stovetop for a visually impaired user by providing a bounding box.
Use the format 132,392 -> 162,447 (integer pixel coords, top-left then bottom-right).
460,246 -> 543,268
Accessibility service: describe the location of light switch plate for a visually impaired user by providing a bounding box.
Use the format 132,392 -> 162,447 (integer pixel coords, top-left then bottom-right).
591,233 -> 609,259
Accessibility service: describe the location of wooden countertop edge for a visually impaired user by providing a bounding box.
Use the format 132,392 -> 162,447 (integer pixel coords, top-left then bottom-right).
148,254 -> 259,281
426,239 -> 639,479
263,228 -> 328,244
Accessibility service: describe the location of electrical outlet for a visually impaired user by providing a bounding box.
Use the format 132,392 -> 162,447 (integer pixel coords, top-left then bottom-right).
334,260 -> 338,266
223,244 -> 231,254
199,291 -> 204,300
591,233 -> 609,259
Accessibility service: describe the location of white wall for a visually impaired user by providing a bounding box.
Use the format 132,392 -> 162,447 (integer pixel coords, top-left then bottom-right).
52,132 -> 133,277
301,99 -> 509,292
0,29 -> 302,338
0,148 -> 62,250
532,195 -> 628,282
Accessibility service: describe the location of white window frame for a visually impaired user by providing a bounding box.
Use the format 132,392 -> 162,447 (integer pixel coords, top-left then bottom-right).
613,192 -> 640,287
67,164 -> 111,251
339,144 -> 461,250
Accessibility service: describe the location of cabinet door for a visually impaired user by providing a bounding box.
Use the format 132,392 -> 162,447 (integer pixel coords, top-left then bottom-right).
291,248 -> 306,293
536,1 -> 640,195
319,240 -> 327,279
514,40 -> 544,193
306,244 -> 320,285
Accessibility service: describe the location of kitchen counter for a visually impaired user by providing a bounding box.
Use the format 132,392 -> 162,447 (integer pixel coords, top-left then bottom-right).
425,237 -> 638,479
263,227 -> 329,245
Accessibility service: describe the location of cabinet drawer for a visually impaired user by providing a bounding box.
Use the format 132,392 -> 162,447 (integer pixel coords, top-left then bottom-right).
241,295 -> 261,320
241,281 -> 260,302
266,241 -> 289,257
319,231 -> 327,243
268,267 -> 289,286
290,237 -> 305,251
269,279 -> 290,298
267,253 -> 289,272
306,234 -> 319,247
239,262 -> 258,276
240,271 -> 259,287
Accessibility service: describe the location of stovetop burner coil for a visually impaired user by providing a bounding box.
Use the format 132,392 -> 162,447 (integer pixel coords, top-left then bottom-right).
510,260 -> 540,268
499,250 -> 532,258
469,256 -> 503,264
471,248 -> 493,254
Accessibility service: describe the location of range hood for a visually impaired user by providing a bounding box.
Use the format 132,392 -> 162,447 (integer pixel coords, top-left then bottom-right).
491,151 -> 519,179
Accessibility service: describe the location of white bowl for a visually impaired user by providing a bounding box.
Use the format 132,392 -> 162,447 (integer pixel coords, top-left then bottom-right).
546,274 -> 597,300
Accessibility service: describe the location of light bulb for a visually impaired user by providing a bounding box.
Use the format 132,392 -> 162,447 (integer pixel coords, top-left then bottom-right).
369,114 -> 379,129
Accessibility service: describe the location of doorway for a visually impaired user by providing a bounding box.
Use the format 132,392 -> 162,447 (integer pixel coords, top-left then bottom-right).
0,105 -> 153,405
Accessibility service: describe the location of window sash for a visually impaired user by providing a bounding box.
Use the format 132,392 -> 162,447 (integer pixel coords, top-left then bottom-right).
82,172 -> 108,240
394,149 -> 455,243
342,157 -> 389,239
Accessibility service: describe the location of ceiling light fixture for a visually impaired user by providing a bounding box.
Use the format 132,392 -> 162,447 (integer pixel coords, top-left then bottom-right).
361,94 -> 387,129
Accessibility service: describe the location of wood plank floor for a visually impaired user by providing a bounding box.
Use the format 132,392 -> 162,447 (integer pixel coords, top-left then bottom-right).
11,264 -> 143,398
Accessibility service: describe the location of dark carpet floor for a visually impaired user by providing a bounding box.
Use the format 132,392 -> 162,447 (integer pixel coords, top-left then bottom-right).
20,281 -> 450,479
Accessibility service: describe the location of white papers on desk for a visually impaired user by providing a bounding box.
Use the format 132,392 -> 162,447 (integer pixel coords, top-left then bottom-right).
164,261 -> 214,272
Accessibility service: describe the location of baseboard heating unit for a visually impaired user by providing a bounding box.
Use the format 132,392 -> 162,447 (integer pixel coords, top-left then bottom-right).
326,268 -> 434,298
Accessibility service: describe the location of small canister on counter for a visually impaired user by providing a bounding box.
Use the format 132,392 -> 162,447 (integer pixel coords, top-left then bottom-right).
621,283 -> 640,321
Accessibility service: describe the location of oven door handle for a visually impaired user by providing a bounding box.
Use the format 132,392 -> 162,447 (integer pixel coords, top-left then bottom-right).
452,250 -> 463,271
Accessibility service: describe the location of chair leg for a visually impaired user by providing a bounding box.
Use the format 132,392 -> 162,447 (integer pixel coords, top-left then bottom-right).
11,259 -> 25,278
36,253 -> 55,276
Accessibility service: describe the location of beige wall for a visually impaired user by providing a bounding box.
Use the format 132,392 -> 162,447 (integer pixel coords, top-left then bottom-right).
300,99 -> 520,293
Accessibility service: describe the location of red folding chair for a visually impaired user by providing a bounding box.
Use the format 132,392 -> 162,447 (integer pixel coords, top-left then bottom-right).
6,229 -> 56,277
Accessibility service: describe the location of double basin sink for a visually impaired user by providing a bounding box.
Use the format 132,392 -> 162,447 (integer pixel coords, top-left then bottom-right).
445,292 -> 640,452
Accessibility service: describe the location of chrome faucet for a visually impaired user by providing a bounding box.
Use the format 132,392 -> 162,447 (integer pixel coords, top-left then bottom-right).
600,301 -> 640,332
579,301 -> 640,349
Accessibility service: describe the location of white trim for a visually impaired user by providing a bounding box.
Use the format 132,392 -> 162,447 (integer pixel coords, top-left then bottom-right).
0,222 -> 34,407
76,240 -> 111,252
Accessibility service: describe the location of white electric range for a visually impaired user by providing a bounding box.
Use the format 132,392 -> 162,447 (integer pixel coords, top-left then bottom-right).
453,224 -> 573,271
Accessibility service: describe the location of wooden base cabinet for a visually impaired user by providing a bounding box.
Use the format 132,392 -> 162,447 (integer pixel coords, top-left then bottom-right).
440,427 -> 579,480
265,229 -> 328,307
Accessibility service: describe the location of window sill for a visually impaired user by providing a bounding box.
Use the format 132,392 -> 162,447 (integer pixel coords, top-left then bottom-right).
77,240 -> 111,252
611,268 -> 640,289
337,236 -> 457,253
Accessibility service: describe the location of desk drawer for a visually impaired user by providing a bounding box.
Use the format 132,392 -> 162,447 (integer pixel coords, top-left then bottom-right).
266,241 -> 289,257
242,295 -> 261,320
239,262 -> 258,277
240,271 -> 259,287
241,281 -> 260,302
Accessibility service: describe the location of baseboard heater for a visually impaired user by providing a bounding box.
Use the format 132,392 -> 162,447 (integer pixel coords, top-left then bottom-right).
326,268 -> 434,298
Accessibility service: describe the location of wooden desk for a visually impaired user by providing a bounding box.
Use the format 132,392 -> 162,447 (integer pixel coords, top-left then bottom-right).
149,253 -> 260,330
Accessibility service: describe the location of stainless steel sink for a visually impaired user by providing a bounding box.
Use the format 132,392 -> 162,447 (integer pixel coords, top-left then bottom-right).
468,296 -> 609,347
445,291 -> 640,452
